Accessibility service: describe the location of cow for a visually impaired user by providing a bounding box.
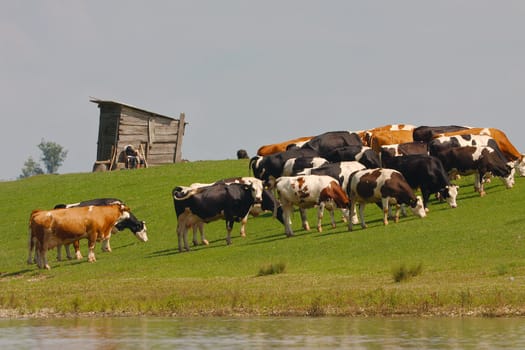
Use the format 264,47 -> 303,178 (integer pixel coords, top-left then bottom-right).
360,124 -> 416,147
282,156 -> 329,176
433,127 -> 525,176
380,154 -> 459,211
347,168 -> 426,230
28,203 -> 134,269
322,145 -> 381,169
257,136 -> 314,156
435,146 -> 515,196
275,175 -> 350,237
428,134 -> 513,183
298,161 -> 367,224
174,177 -> 283,242
300,131 -> 363,157
380,141 -> 428,161
368,129 -> 415,153
250,147 -> 319,188
412,125 -> 471,143
172,182 -> 257,251
52,198 -> 147,261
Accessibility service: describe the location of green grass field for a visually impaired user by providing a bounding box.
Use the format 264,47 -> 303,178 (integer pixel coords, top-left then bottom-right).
1,159 -> 525,317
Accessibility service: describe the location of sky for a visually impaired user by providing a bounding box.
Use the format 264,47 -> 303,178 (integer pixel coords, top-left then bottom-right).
1,1 -> 524,181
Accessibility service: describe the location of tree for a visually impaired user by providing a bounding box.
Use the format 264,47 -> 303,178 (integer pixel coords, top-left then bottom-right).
38,139 -> 68,174
19,139 -> 68,179
19,156 -> 44,179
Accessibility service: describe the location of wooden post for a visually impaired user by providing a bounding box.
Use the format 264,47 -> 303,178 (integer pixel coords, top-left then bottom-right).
174,113 -> 186,163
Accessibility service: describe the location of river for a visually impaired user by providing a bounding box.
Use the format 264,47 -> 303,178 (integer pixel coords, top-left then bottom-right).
1,316 -> 524,349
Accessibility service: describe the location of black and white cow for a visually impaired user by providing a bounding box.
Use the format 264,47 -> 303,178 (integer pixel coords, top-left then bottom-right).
282,156 -> 329,176
250,147 -> 319,187
174,177 -> 283,245
412,125 -> 471,143
380,141 -> 429,162
434,145 -> 515,196
275,175 -> 351,237
300,131 -> 363,157
381,154 -> 458,210
172,182 -> 257,251
347,168 -> 426,230
322,145 -> 381,168
52,198 -> 148,261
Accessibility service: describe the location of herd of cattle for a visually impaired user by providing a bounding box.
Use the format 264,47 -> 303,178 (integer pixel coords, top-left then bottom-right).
26,124 -> 525,269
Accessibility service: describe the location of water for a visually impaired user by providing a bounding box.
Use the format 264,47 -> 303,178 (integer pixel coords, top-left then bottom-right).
1,316 -> 525,349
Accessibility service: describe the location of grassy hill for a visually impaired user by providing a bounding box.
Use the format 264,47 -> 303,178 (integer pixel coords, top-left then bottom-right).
1,159 -> 525,317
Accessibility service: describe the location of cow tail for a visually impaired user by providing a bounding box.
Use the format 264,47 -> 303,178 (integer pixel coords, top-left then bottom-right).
248,156 -> 257,176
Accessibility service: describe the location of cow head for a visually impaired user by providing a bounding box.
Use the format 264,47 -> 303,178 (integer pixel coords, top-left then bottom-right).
438,185 -> 459,208
115,212 -> 148,242
515,157 -> 525,177
409,196 -> 427,218
500,166 -> 515,189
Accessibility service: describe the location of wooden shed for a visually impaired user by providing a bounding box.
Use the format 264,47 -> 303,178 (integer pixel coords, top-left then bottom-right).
90,98 -> 187,171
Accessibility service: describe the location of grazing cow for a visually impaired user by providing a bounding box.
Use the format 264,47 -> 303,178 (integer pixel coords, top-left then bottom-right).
434,127 -> 525,176
361,124 -> 416,146
435,146 -> 515,196
176,177 -> 284,245
322,145 -> 381,169
250,148 -> 319,187
300,131 -> 363,157
52,198 -> 147,261
282,156 -> 329,176
172,182 -> 257,251
299,161 -> 367,224
28,203 -> 133,269
275,175 -> 350,237
381,154 -> 459,210
368,130 -> 415,153
257,136 -> 313,156
348,168 -> 426,230
413,125 -> 471,143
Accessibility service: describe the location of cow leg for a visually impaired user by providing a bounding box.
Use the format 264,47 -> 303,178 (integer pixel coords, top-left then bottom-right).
282,205 -> 294,237
316,203 -> 324,232
56,244 -> 63,261
192,222 -> 208,246
239,214 -> 248,237
177,223 -> 190,252
382,198 -> 390,225
225,220 -> 234,245
299,208 -> 310,231
37,241 -> 50,270
102,238 -> 112,252
87,239 -> 96,263
359,203 -> 367,229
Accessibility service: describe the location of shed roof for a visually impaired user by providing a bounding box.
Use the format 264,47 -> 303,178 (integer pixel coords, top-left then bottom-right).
90,97 -> 178,121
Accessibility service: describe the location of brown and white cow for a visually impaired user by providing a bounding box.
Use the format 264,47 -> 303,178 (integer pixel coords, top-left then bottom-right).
257,136 -> 313,156
360,124 -> 416,147
52,198 -> 148,261
347,168 -> 426,230
28,203 -> 134,269
275,175 -> 350,237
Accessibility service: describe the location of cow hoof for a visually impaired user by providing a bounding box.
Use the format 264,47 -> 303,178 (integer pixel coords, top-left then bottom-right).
203,239 -> 209,245
240,232 -> 246,237
192,240 -> 199,246
317,227 -> 322,233
480,191 -> 486,197
226,240 -> 232,245
45,265 -> 51,270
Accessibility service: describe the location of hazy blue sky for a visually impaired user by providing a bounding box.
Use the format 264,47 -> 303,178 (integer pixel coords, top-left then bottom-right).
2,1 -> 524,180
